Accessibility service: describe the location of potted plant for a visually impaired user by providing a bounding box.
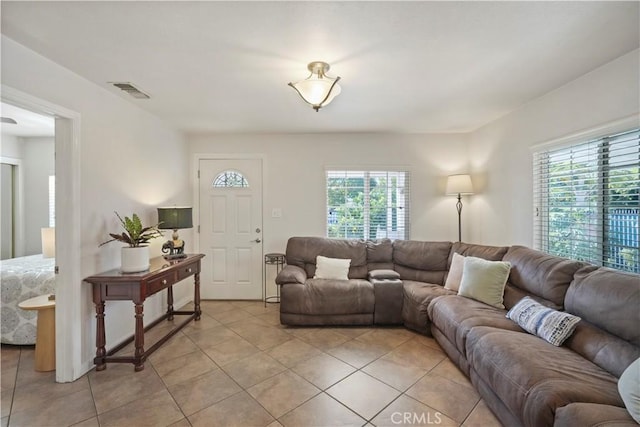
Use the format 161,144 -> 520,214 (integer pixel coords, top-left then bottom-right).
100,212 -> 163,273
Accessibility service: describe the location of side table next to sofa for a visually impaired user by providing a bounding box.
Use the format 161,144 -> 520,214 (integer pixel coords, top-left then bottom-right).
264,253 -> 285,307
18,294 -> 56,372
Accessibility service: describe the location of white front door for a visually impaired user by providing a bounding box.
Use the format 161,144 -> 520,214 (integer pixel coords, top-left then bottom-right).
198,158 -> 263,299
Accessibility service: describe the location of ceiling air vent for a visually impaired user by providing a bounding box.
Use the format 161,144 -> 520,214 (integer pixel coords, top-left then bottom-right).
110,82 -> 150,99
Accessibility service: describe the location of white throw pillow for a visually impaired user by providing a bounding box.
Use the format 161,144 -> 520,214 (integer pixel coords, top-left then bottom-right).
619,357 -> 640,423
444,252 -> 465,291
506,297 -> 581,346
314,255 -> 351,280
458,256 -> 511,309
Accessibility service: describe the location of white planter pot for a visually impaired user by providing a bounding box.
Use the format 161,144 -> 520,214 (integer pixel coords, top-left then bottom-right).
121,246 -> 150,273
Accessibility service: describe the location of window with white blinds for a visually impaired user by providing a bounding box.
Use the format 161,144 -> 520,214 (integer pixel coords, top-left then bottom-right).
533,128 -> 639,273
326,170 -> 410,240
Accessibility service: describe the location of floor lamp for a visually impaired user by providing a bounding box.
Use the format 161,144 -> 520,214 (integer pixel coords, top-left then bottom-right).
446,174 -> 474,242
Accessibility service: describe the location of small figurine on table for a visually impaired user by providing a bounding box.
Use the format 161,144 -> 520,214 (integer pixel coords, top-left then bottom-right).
162,238 -> 186,259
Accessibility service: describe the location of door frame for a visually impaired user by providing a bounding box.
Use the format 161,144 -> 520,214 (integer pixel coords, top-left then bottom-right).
192,153 -> 266,298
2,85 -> 82,382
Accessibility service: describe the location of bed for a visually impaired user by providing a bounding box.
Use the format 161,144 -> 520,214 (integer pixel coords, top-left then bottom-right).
1,254 -> 55,345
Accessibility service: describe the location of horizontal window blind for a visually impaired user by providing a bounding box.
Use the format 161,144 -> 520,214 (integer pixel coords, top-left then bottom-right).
533,128 -> 639,273
326,170 -> 410,240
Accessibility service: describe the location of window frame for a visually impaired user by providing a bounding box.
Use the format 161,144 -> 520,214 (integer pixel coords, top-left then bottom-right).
325,168 -> 411,240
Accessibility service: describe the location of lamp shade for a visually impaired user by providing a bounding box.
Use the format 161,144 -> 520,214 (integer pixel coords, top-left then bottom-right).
446,174 -> 474,195
41,227 -> 55,258
157,207 -> 193,230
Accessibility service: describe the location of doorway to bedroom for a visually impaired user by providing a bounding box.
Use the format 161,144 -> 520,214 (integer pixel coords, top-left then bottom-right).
1,102 -> 56,260
1,90 -> 81,383
0,103 -> 56,349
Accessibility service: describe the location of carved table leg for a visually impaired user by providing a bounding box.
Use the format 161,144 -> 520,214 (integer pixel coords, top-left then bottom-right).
167,286 -> 174,321
95,301 -> 106,371
134,302 -> 145,371
194,272 -> 201,321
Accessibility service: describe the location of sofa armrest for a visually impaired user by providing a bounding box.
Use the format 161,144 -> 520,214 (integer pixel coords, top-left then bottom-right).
370,277 -> 403,325
276,265 -> 307,285
369,269 -> 401,280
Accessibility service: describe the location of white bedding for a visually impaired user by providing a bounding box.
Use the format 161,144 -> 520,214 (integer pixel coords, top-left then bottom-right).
1,254 -> 55,345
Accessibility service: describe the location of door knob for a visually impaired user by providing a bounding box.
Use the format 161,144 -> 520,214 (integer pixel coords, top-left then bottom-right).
251,238 -> 262,243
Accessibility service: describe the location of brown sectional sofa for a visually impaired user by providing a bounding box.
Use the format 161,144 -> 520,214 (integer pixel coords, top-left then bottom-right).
275,236 -> 640,427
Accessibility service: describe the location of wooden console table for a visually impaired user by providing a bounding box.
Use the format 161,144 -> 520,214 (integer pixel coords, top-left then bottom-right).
84,253 -> 205,371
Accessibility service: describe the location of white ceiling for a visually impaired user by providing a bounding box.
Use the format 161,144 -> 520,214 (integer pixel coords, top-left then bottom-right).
1,1 -> 638,134
1,102 -> 55,137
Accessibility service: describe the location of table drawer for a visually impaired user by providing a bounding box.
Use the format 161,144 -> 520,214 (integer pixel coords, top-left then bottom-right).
177,262 -> 200,281
146,272 -> 176,295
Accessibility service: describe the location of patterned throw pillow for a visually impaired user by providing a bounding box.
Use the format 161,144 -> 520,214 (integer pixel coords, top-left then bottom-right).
506,297 -> 581,346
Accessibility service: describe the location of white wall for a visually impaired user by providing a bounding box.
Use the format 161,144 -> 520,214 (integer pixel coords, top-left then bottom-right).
1,133 -> 21,158
468,49 -> 640,246
1,36 -> 191,376
189,132 -> 470,254
22,137 -> 54,254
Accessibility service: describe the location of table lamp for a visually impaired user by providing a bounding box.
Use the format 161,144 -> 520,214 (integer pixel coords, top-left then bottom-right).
157,207 -> 193,259
41,227 -> 55,258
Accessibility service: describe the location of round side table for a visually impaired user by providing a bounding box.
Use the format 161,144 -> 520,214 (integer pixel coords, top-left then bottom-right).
264,253 -> 285,307
18,294 -> 56,372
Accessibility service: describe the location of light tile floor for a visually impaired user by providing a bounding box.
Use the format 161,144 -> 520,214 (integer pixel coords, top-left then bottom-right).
1,300 -> 503,427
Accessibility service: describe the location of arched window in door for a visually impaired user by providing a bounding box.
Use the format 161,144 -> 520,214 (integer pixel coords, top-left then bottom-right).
213,170 -> 249,188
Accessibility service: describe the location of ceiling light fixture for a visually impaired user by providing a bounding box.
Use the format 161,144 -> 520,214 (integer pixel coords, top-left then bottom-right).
288,61 -> 341,112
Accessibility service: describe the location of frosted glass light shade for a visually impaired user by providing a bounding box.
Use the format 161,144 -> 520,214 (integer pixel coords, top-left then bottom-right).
290,78 -> 341,107
289,61 -> 341,111
41,227 -> 55,258
446,174 -> 474,195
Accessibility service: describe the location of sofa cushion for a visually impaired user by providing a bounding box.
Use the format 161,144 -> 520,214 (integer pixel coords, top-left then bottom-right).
467,327 -> 624,427
401,280 -> 455,334
448,242 -> 509,266
566,267 -> 640,347
506,296 -> 581,346
428,295 -> 523,357
554,403 -> 638,427
458,257 -> 511,309
284,237 -> 368,279
280,279 -> 374,316
503,246 -> 586,310
367,239 -> 394,270
564,267 -> 640,377
314,256 -> 351,280
393,240 -> 451,284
